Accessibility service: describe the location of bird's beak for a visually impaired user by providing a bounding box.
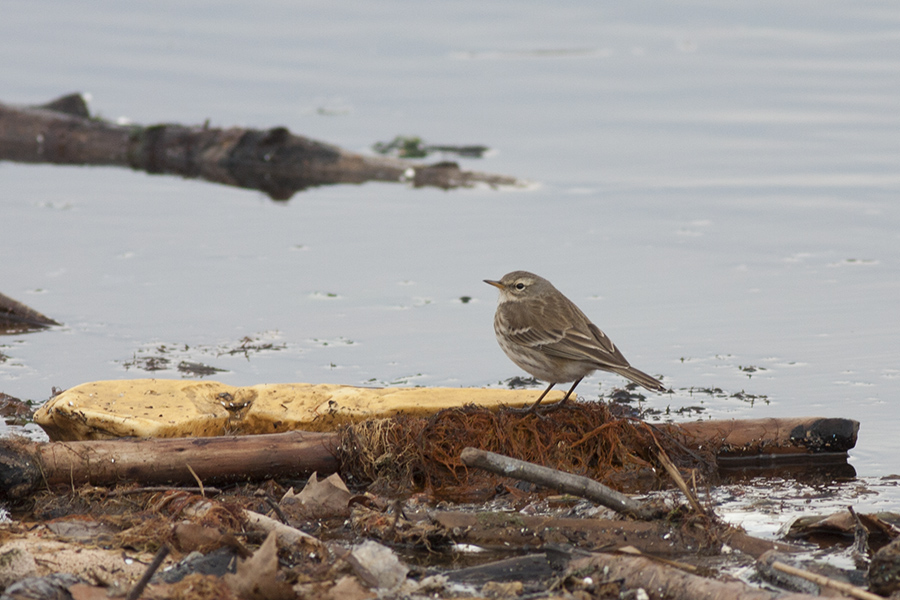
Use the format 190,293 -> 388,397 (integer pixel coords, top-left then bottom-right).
483,279 -> 505,290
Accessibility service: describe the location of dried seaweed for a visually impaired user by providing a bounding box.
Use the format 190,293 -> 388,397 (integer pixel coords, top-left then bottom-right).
338,403 -> 716,499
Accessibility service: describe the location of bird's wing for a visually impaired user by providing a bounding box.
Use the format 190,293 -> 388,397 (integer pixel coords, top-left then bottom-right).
503,307 -> 631,370
503,322 -> 567,348
540,323 -> 632,369
542,296 -> 632,369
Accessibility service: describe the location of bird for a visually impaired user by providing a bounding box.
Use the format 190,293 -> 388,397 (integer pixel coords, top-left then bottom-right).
484,270 -> 666,411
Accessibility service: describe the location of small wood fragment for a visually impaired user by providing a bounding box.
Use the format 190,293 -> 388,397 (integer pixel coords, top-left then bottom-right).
243,509 -> 326,552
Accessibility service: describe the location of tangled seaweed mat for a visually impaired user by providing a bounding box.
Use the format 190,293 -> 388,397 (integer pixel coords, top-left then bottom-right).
32,379 -> 566,441
339,403 -> 718,497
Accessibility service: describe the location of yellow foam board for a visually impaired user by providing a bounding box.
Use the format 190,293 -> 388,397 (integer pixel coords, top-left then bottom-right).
33,379 -> 562,441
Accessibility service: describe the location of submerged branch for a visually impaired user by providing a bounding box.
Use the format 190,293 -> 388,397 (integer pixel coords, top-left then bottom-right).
0,93 -> 525,199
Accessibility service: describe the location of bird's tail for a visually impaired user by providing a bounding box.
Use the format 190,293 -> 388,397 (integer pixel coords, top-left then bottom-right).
614,366 -> 666,392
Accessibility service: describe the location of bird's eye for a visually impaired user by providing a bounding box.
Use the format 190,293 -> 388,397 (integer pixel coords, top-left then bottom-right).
515,282 -> 526,290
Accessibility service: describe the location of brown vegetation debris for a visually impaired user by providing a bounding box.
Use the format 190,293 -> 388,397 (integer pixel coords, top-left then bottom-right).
149,573 -> 239,600
26,486 -> 253,557
350,503 -> 452,550
148,490 -> 246,531
0,393 -> 33,423
338,403 -> 715,499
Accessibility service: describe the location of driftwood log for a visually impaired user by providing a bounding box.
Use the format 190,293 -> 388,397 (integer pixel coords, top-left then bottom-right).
0,94 -> 524,199
663,417 -> 859,466
0,431 -> 338,499
568,552 -> 825,600
0,416 -> 857,500
433,510 -> 799,560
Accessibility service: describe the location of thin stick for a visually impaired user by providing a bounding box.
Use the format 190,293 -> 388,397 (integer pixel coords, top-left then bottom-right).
651,435 -> 706,516
460,447 -> 662,520
108,486 -> 221,496
616,545 -> 698,573
263,496 -> 290,525
185,463 -> 205,497
770,560 -> 883,600
126,544 -> 169,600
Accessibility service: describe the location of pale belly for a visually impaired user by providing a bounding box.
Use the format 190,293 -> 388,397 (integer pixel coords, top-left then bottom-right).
496,334 -> 596,384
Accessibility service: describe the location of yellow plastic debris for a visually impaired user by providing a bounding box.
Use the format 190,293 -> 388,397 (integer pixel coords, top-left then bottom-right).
33,379 -> 564,441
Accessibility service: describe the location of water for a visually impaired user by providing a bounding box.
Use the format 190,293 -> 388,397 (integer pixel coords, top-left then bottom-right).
1,0 -> 898,512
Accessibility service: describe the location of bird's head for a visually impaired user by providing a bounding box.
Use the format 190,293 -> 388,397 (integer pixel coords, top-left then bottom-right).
484,271 -> 549,302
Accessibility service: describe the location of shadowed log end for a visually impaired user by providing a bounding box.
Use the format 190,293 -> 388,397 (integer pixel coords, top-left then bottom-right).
0,438 -> 42,499
790,418 -> 859,453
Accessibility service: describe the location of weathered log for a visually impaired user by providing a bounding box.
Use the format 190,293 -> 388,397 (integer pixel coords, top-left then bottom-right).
661,417 -> 858,458
568,552 -> 823,600
460,447 -> 662,520
0,94 -> 524,199
0,431 -> 339,498
432,511 -> 799,559
0,415 -> 856,500
445,553 -> 557,586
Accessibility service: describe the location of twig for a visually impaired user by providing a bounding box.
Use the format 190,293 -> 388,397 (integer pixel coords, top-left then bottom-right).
460,447 -> 663,520
108,486 -> 221,496
263,496 -> 290,525
126,544 -> 169,600
616,545 -> 698,572
184,463 -> 205,497
770,560 -> 883,600
651,435 -> 706,516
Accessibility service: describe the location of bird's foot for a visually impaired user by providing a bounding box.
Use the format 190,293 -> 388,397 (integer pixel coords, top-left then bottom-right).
506,404 -> 539,414
539,397 -> 572,413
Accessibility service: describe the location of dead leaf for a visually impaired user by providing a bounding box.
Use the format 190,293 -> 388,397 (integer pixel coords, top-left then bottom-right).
326,575 -> 376,600
173,521 -> 226,553
281,472 -> 353,520
224,531 -> 293,600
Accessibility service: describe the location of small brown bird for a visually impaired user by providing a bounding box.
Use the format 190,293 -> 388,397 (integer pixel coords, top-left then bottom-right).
485,271 -> 665,410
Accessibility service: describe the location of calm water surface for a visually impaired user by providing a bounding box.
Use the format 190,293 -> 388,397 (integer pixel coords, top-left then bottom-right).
2,2 -> 898,510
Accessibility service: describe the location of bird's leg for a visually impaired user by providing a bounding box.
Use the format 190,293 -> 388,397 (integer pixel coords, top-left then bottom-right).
539,377 -> 584,414
523,382 -> 556,413
561,377 -> 584,402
